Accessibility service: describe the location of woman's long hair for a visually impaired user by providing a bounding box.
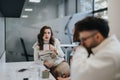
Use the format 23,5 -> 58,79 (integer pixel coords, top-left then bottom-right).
37,26 -> 55,50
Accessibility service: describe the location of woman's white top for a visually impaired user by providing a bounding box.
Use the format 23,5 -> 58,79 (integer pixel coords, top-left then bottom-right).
32,38 -> 65,66
71,35 -> 120,80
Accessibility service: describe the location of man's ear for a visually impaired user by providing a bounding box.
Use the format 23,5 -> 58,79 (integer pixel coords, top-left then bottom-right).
95,32 -> 100,39
95,32 -> 104,42
96,34 -> 99,39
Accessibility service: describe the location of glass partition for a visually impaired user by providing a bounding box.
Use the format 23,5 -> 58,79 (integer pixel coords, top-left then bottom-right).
94,0 -> 108,10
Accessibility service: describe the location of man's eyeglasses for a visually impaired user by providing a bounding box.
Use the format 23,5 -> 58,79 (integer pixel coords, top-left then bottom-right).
79,32 -> 98,43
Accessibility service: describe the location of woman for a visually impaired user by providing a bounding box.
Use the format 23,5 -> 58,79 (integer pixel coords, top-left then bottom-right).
33,26 -> 70,79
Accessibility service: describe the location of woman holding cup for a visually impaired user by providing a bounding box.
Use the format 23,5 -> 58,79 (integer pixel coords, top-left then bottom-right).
33,26 -> 70,79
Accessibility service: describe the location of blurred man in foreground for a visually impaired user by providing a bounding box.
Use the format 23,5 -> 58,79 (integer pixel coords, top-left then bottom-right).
58,16 -> 120,80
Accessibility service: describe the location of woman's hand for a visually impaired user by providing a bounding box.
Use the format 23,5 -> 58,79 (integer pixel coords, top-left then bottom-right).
49,44 -> 58,55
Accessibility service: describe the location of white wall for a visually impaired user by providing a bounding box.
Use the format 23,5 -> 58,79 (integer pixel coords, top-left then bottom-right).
108,0 -> 120,40
0,16 -> 5,63
0,17 -> 5,57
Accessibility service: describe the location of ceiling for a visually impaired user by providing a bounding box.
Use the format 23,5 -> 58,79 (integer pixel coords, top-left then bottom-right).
0,0 -> 25,17
0,0 -> 61,18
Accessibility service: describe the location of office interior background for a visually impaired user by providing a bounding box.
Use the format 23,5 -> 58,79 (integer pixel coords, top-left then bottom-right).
0,0 -> 120,62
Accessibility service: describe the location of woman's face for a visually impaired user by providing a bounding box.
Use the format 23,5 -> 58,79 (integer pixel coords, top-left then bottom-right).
43,29 -> 51,41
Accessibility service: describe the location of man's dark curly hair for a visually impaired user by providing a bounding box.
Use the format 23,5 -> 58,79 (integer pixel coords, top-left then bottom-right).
75,16 -> 109,38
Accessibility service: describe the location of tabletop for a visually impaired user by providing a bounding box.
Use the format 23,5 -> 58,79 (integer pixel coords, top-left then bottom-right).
0,61 -> 56,80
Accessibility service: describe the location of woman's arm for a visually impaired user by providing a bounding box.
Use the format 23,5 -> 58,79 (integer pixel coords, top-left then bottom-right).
33,48 -> 39,61
32,42 -> 39,62
54,38 -> 65,58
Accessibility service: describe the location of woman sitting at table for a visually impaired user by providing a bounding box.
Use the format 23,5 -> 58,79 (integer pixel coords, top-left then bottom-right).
32,26 -> 70,79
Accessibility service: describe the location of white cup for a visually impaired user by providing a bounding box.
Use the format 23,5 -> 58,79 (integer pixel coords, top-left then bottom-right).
43,44 -> 49,50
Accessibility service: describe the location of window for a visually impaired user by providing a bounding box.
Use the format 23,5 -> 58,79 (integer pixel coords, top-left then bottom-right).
94,0 -> 108,19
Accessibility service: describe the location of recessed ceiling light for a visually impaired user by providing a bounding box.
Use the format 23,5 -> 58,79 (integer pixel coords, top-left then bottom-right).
21,15 -> 28,18
24,8 -> 33,11
29,0 -> 41,3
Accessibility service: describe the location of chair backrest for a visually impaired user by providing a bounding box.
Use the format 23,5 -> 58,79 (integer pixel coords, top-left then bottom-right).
20,38 -> 29,61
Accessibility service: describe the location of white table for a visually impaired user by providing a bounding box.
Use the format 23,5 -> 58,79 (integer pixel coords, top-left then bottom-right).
60,44 -> 78,62
0,61 -> 56,80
